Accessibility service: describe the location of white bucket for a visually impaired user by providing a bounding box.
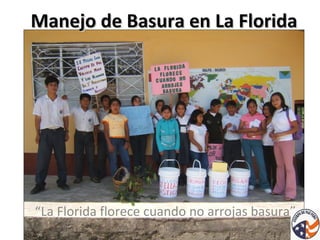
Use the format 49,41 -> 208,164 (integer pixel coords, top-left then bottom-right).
158,159 -> 180,198
229,160 -> 251,197
186,160 -> 207,198
208,170 -> 229,198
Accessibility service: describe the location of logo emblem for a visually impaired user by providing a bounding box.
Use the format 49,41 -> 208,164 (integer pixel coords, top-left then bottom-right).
291,209 -> 319,239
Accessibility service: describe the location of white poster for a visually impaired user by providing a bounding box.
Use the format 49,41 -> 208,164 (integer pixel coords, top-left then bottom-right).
74,52 -> 107,95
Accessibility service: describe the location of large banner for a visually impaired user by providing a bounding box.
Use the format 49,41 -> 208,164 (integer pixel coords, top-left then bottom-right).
120,106 -> 154,136
74,52 -> 107,95
150,62 -> 190,95
149,66 -> 292,115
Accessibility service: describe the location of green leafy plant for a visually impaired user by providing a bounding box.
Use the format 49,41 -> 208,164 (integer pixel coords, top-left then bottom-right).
113,166 -> 157,205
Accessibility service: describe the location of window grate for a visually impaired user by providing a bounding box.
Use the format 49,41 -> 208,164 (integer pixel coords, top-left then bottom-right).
31,42 -> 144,108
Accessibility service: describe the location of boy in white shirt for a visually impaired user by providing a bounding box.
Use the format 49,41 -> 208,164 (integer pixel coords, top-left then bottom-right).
222,100 -> 242,166
72,93 -> 100,184
31,75 -> 70,194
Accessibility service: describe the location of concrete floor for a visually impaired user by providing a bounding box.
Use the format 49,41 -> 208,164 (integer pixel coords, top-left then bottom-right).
24,175 -> 304,203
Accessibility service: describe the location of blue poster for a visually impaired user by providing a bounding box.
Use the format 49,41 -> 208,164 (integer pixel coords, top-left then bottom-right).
120,106 -> 154,136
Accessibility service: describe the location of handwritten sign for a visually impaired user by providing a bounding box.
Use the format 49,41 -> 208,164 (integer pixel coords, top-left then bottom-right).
208,143 -> 223,167
74,52 -> 107,95
120,106 -> 154,136
150,62 -> 190,95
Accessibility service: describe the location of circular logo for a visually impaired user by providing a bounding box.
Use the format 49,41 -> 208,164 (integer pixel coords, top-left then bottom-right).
291,209 -> 319,239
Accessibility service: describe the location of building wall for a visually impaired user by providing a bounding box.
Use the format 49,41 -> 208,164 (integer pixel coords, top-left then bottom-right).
24,30 -> 304,154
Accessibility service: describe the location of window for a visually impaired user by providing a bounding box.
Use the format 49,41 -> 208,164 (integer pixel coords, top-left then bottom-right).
32,42 -> 144,108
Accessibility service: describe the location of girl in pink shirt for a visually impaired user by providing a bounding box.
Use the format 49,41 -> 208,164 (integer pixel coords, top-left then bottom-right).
238,99 -> 271,193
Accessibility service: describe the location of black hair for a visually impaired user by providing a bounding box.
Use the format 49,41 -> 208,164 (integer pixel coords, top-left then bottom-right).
263,101 -> 275,116
189,109 -> 203,125
100,94 -> 111,103
270,92 -> 288,111
246,98 -> 257,108
161,105 -> 172,113
155,99 -> 165,108
80,93 -> 91,101
210,98 -> 221,107
226,100 -> 237,108
175,101 -> 187,112
178,92 -> 189,100
110,98 -> 122,107
131,95 -> 141,105
45,75 -> 59,86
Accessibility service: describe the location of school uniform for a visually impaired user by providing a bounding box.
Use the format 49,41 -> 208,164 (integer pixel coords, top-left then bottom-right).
271,108 -> 297,199
72,107 -> 99,180
97,108 -> 109,179
203,111 -> 223,144
33,95 -> 70,189
176,114 -> 190,165
222,113 -> 242,166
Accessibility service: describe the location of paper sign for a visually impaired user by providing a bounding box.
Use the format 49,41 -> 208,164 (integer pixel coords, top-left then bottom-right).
150,62 -> 190,95
120,106 -> 154,136
208,143 -> 223,167
74,52 -> 107,95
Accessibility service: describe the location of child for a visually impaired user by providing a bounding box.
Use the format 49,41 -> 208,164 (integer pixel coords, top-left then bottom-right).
238,98 -> 271,193
175,101 -> 191,185
270,92 -> 298,200
173,92 -> 203,116
152,99 -> 164,164
262,102 -> 277,188
72,93 -> 100,184
156,105 -> 180,166
222,100 -> 242,166
188,109 -> 209,170
130,95 -> 148,176
203,99 -> 224,165
31,75 -> 70,194
103,98 -> 131,176
97,94 -> 111,179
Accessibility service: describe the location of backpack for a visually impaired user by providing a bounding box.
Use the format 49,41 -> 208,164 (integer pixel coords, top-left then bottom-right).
285,110 -> 303,140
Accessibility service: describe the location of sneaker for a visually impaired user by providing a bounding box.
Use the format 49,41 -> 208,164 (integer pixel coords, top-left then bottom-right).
58,183 -> 70,190
73,178 -> 82,184
30,184 -> 45,194
248,185 -> 255,190
264,188 -> 272,194
90,177 -> 101,183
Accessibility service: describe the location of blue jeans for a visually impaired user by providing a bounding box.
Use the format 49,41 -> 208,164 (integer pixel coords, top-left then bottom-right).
97,131 -> 108,179
190,151 -> 208,170
108,138 -> 131,176
160,150 -> 177,167
241,139 -> 270,189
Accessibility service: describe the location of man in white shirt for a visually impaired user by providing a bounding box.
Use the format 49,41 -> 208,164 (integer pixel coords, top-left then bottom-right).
31,75 -> 70,194
72,93 -> 100,184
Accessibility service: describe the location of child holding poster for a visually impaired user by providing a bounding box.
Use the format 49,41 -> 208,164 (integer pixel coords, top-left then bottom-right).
102,98 -> 131,176
156,105 -> 180,166
175,101 -> 191,186
130,95 -> 148,176
188,109 -> 209,170
203,99 -> 224,167
152,99 -> 164,164
238,98 -> 271,193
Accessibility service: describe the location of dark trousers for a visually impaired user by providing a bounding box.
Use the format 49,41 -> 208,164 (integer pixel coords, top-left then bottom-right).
35,128 -> 67,186
130,134 -> 147,175
223,139 -> 242,166
74,131 -> 96,179
263,145 -> 277,188
97,131 -> 108,178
